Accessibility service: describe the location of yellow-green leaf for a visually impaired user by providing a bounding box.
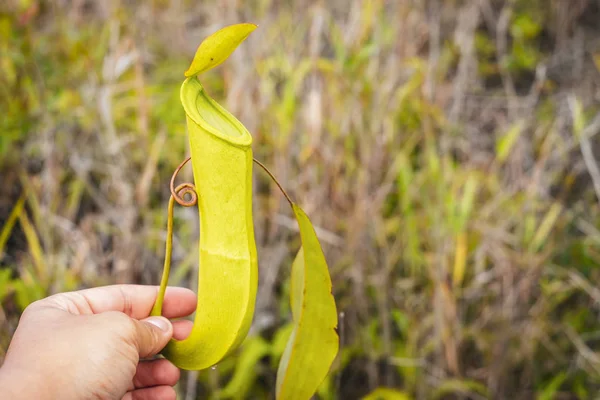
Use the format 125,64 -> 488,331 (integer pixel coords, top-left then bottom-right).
496,120 -> 524,163
452,231 -> 468,288
275,204 -> 339,400
362,388 -> 412,400
529,202 -> 562,252
432,378 -> 489,399
184,23 -> 257,77
19,210 -> 47,281
569,96 -> 586,138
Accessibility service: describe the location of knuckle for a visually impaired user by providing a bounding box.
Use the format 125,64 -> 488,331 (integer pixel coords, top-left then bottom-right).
21,299 -> 42,315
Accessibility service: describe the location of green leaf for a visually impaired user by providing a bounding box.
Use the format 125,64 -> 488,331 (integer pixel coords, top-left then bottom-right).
271,323 -> 294,369
362,388 -> 412,400
0,194 -> 26,259
529,202 -> 562,253
184,23 -> 257,77
496,120 -> 524,163
219,336 -> 271,400
432,379 -> 489,399
0,268 -> 13,302
510,14 -> 542,39
537,372 -> 568,400
456,173 -> 479,231
569,97 -> 586,138
275,204 -> 339,400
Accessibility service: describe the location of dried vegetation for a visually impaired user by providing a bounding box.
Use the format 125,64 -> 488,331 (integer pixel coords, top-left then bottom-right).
1,0 -> 600,398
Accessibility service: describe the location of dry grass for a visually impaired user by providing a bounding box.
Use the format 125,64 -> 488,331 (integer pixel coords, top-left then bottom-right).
1,0 -> 600,398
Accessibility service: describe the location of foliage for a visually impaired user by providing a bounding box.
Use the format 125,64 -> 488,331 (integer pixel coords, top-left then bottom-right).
2,0 -> 600,399
276,206 -> 338,399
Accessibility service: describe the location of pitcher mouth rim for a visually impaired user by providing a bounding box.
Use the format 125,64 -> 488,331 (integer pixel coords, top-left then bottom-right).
180,76 -> 253,148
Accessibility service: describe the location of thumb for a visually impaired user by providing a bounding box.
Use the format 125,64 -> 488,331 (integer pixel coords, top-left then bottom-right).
131,316 -> 173,358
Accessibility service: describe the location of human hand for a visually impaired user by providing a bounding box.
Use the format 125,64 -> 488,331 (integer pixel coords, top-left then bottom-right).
0,285 -> 196,400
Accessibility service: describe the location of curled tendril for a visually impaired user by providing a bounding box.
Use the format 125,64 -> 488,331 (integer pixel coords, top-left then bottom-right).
170,156 -> 198,207
169,156 -> 293,208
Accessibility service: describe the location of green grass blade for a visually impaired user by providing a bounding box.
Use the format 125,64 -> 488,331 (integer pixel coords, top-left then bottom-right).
362,388 -> 412,400
496,120 -> 524,163
219,336 -> 271,399
0,194 -> 25,259
275,204 -> 339,400
536,372 -> 568,400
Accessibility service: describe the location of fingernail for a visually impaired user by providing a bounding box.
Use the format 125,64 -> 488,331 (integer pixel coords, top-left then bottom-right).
144,316 -> 171,332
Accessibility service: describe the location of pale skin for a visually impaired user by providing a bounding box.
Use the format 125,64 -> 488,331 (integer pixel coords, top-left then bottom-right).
0,285 -> 197,400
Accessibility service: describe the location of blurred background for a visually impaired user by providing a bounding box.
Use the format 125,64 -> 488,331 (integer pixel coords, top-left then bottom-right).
1,0 -> 600,398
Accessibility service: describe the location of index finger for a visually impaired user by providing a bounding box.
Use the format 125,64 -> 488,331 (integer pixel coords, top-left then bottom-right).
40,285 -> 197,319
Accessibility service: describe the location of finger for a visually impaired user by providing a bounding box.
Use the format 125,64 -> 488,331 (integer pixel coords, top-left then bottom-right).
173,319 -> 193,340
133,316 -> 173,358
132,359 -> 180,389
122,386 -> 177,400
154,288 -> 197,319
78,285 -> 196,318
40,285 -> 196,319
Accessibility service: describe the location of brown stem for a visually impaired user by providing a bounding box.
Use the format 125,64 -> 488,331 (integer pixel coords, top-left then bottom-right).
170,156 -> 198,207
252,158 -> 294,207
